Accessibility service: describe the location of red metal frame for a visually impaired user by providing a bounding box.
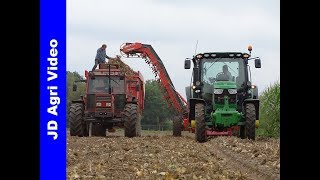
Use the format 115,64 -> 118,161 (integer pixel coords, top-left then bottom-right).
120,42 -> 187,114
206,129 -> 233,136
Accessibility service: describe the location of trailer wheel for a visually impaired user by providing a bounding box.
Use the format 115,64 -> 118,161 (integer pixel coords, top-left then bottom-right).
69,103 -> 88,137
124,104 -> 141,137
195,103 -> 207,143
173,116 -> 182,136
91,123 -> 106,137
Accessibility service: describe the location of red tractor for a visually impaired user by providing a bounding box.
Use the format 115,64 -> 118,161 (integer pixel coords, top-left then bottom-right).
69,63 -> 144,137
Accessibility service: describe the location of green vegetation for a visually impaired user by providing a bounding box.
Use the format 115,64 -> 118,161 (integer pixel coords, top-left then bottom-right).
141,80 -> 175,130
257,81 -> 280,138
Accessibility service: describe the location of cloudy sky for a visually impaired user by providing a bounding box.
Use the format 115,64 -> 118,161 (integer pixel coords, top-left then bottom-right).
67,0 -> 280,98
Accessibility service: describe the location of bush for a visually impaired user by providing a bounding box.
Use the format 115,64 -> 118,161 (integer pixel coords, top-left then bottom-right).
257,81 -> 280,138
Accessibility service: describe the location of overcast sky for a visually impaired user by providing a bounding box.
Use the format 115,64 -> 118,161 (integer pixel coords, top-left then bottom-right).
67,0 -> 280,99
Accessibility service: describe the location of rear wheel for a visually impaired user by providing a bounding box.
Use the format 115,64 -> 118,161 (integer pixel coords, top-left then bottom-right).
173,116 -> 182,136
123,104 -> 141,137
69,103 -> 88,137
91,123 -> 106,137
195,103 -> 206,143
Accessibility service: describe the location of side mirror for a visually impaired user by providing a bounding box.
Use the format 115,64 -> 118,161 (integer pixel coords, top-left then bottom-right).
135,84 -> 140,91
255,58 -> 261,68
184,59 -> 191,69
72,84 -> 77,91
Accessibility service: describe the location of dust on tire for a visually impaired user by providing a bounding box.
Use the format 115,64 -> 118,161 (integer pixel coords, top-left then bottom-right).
69,103 -> 88,137
195,103 -> 206,143
123,104 -> 141,137
245,103 -> 256,140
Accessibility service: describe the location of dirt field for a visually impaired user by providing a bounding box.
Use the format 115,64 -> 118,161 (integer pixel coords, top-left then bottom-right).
67,130 -> 280,180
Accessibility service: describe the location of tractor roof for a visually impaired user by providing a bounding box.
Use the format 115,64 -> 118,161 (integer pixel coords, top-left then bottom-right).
194,52 -> 250,59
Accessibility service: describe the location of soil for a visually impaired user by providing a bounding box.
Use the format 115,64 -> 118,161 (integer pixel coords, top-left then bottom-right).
67,130 -> 280,180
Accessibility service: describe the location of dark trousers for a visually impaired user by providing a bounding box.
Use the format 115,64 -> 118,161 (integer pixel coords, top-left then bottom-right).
92,59 -> 100,71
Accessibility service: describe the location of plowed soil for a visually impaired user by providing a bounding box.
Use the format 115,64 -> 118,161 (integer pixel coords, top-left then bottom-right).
67,130 -> 280,180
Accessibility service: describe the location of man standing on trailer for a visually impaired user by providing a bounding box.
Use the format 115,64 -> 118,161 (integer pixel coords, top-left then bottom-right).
92,44 -> 116,71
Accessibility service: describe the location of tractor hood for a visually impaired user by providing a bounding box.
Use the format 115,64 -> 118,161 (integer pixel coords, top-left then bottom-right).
214,81 -> 237,89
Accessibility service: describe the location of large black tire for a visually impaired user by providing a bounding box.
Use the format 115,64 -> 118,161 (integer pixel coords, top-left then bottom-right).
173,116 -> 182,136
245,103 -> 256,140
240,103 -> 256,140
91,123 -> 106,137
69,103 -> 88,137
195,103 -> 207,143
123,104 -> 141,137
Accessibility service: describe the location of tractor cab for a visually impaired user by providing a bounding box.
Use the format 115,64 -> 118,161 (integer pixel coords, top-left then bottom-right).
185,51 -> 261,111
184,45 -> 262,142
87,64 -> 125,94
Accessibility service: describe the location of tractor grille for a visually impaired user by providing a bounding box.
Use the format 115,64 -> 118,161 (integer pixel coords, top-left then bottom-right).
96,95 -> 112,112
214,89 -> 237,104
96,95 -> 112,102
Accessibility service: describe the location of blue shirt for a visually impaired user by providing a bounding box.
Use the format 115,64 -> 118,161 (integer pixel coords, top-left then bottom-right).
95,47 -> 111,63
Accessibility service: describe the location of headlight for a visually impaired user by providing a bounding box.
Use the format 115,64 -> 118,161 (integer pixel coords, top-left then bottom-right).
106,102 -> 111,107
96,102 -> 102,106
214,89 -> 223,94
228,89 -> 237,94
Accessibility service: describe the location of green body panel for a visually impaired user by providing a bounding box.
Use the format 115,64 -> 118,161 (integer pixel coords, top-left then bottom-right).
214,81 -> 237,89
211,81 -> 242,128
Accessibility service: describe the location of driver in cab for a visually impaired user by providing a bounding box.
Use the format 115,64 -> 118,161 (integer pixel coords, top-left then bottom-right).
209,65 -> 233,83
217,65 -> 233,81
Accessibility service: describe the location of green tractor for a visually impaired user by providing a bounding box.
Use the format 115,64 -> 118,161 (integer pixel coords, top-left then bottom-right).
184,45 -> 261,142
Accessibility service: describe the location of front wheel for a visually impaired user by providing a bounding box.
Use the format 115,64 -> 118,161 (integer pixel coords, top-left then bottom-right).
240,103 -> 256,140
69,103 -> 88,137
195,103 -> 207,143
123,104 -> 141,137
